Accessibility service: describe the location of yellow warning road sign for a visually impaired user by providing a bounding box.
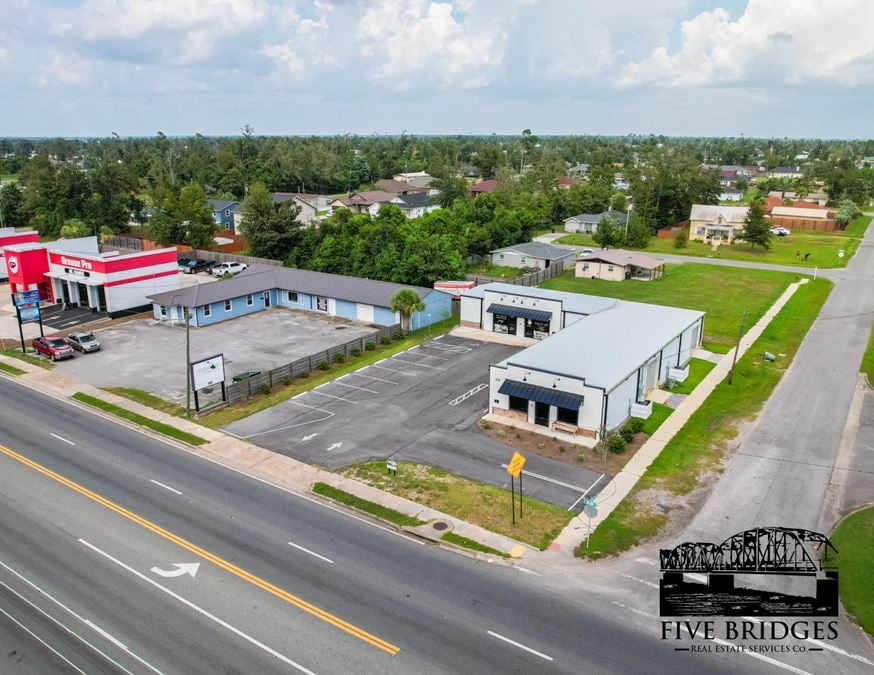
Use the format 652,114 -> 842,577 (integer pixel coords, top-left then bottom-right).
507,451 -> 526,478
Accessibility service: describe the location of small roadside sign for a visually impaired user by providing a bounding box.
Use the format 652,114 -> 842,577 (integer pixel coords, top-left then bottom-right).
838,249 -> 845,258
506,451 -> 526,478
14,290 -> 40,307
19,305 -> 41,324
387,459 -> 398,475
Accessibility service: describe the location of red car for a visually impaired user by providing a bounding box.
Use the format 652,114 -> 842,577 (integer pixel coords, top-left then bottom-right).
32,336 -> 75,361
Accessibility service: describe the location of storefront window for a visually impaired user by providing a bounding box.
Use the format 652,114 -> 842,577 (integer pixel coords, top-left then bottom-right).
524,318 -> 550,340
493,313 -> 516,335
556,406 -> 578,425
509,395 -> 527,413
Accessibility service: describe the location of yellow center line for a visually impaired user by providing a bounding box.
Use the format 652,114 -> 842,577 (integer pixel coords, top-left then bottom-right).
0,443 -> 400,656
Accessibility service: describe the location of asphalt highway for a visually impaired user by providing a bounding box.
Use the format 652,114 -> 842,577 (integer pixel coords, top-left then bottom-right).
0,377 -> 792,673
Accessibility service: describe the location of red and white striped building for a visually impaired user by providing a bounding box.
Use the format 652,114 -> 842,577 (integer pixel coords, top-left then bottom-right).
2,233 -> 180,316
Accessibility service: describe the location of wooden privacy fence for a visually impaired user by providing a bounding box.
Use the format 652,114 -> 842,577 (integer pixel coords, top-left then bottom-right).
224,323 -> 403,404
182,249 -> 282,267
464,260 -> 565,287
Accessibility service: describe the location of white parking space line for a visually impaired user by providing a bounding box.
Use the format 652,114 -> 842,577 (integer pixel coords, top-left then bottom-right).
349,372 -> 398,385
50,432 -> 76,446
410,347 -> 451,360
240,401 -> 335,438
308,390 -> 358,404
288,541 -> 334,564
486,630 -> 554,662
79,540 -> 316,675
423,342 -> 471,354
330,380 -> 380,394
150,479 -> 183,496
499,464 -> 591,493
370,364 -> 414,376
391,356 -> 442,370
449,383 -> 488,406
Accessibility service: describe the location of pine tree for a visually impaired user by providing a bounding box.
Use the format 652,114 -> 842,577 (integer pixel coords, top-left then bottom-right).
741,200 -> 771,249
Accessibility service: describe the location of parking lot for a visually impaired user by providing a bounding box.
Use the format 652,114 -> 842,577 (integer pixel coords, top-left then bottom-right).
224,334 -> 608,511
53,309 -> 377,403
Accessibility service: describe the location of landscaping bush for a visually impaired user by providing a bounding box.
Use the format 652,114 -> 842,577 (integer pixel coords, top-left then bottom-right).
380,336 -> 391,345
674,229 -> 688,249
259,384 -> 271,396
365,342 -> 376,351
480,420 -> 492,431
350,347 -> 361,357
576,453 -> 587,463
626,418 -> 645,434
333,353 -> 345,364
298,370 -> 309,378
620,425 -> 635,443
318,360 -> 330,370
607,432 -> 627,455
282,376 -> 291,387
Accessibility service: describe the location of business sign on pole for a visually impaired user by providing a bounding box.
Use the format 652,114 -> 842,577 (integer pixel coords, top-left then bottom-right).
19,305 -> 41,324
506,451 -> 526,478
191,353 -> 225,391
14,290 -> 41,307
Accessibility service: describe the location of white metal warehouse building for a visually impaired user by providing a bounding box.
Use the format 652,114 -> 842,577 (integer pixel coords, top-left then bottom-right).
460,283 -> 705,441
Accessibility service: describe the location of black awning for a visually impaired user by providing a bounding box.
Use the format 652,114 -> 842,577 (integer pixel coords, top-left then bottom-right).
498,379 -> 584,410
486,303 -> 551,323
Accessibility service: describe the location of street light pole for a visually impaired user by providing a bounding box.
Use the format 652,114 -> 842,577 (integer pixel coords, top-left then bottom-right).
184,306 -> 192,418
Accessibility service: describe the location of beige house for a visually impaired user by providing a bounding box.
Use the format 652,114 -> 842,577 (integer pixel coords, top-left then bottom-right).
575,250 -> 665,281
689,204 -> 749,243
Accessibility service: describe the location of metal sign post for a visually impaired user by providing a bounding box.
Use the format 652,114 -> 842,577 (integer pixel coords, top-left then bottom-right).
13,290 -> 42,353
506,451 -> 527,524
387,459 -> 397,476
190,353 -> 227,413
582,498 -> 598,549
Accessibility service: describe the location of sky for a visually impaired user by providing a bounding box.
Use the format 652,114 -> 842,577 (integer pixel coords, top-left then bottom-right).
2,0 -> 873,138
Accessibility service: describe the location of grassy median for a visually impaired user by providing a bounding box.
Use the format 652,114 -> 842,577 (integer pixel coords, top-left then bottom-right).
1,349 -> 54,370
861,325 -> 874,385
102,387 -> 188,417
312,482 -> 425,527
72,392 -> 208,446
578,277 -> 832,559
0,361 -> 26,376
830,507 -> 874,635
342,461 -> 573,550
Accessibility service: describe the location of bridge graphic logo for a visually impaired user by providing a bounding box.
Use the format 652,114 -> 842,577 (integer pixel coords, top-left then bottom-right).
659,527 -> 839,617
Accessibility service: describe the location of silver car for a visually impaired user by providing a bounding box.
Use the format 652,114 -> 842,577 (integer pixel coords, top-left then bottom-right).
66,331 -> 101,353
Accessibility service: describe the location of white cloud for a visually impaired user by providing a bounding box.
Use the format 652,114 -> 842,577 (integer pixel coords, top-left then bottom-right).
619,0 -> 874,88
38,50 -> 92,86
357,0 -> 505,88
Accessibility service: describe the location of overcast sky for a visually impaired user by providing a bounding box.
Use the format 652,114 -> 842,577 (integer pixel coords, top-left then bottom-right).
3,0 -> 873,138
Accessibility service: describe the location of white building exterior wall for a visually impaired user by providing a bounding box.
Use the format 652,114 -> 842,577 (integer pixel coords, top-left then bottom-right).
480,289 -> 563,336
605,372 -> 638,429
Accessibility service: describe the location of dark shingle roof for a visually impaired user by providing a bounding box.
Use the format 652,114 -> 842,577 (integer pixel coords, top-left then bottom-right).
490,242 -> 576,260
565,211 -> 629,225
395,192 -> 434,209
147,265 -> 439,309
208,199 -> 238,211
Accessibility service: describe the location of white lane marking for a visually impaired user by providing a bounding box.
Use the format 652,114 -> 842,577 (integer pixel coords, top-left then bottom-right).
78,540 -> 316,675
486,630 -> 554,662
634,557 -> 658,566
308,390 -> 358,404
567,474 -> 606,511
610,600 -> 656,620
50,432 -> 76,446
418,344 -> 464,355
84,619 -> 128,650
288,541 -> 334,564
238,401 -> 335,439
370,364 -> 413,376
517,567 -> 542,577
411,349 -> 450,361
349,372 -> 398,385
616,573 -> 659,589
391,357 -> 442,370
301,433 -> 318,442
0,604 -> 88,675
448,383 -> 488,406
150,563 -> 200,578
149,479 -> 182,496
741,616 -> 874,666
0,561 -> 157,675
330,381 -> 379,394
326,443 -> 342,452
499,464 -> 590,493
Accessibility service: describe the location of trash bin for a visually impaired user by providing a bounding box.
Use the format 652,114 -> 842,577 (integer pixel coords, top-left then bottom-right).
232,370 -> 261,383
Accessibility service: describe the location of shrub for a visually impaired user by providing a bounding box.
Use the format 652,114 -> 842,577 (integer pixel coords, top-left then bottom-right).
380,336 -> 391,345
496,429 -> 507,438
626,418 -> 645,434
365,342 -> 376,351
350,348 -> 361,357
333,353 -> 345,364
318,360 -> 329,370
576,453 -> 587,463
298,370 -> 309,378
282,376 -> 291,387
259,384 -> 271,396
674,229 -> 688,249
480,420 -> 492,431
620,426 -> 635,443
607,432 -> 627,455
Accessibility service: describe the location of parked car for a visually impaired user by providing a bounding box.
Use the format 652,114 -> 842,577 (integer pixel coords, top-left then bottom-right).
770,226 -> 790,237
210,262 -> 248,276
580,248 -> 594,255
177,257 -> 192,272
66,331 -> 101,353
203,260 -> 219,273
185,259 -> 213,274
32,336 -> 74,361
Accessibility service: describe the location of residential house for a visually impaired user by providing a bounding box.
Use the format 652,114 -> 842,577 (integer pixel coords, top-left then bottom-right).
769,206 -> 837,232
375,178 -> 426,196
208,199 -> 239,229
390,192 -> 440,219
488,242 -> 576,271
469,179 -> 500,197
148,264 -> 452,330
855,157 -> 874,169
575,250 -> 665,281
719,188 -> 744,202
769,166 -> 804,179
767,190 -> 828,206
568,163 -> 589,178
688,204 -> 749,243
331,190 -> 395,215
563,211 -> 629,234
393,171 -> 435,189
557,175 -> 582,189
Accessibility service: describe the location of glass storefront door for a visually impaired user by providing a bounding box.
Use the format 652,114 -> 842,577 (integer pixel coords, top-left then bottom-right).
493,313 -> 516,335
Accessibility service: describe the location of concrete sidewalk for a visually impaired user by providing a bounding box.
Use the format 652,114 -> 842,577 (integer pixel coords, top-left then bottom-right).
547,278 -> 808,557
0,353 -> 528,559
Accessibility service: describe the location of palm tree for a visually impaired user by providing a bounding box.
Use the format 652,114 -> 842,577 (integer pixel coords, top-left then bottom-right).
390,289 -> 425,333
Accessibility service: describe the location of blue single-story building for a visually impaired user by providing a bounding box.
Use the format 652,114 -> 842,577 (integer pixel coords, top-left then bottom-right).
208,199 -> 239,229
147,264 -> 452,330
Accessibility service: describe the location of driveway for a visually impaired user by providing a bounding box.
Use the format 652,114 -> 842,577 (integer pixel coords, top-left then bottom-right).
53,308 -> 377,403
224,334 -> 608,511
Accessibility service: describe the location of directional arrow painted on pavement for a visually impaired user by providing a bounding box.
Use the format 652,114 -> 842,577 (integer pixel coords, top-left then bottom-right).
326,443 -> 342,452
150,563 -> 200,578
301,433 -> 318,442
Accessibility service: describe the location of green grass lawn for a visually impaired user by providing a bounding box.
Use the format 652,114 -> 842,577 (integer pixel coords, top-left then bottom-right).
578,278 -> 832,559
641,402 -> 673,436
467,263 -> 526,278
861,324 -> 874,384
102,387 -> 188,417
830,507 -> 874,635
841,214 -> 872,238
0,361 -> 26,376
670,358 -> 717,395
556,229 -> 861,269
342,461 -> 574,550
541,265 -> 793,353
0,349 -> 54,370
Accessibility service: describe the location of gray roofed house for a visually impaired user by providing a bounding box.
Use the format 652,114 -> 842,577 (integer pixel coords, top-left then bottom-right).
391,191 -> 440,219
488,242 -> 577,271
563,211 -> 629,234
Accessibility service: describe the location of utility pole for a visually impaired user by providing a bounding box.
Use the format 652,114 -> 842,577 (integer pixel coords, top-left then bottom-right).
728,311 -> 747,385
184,306 -> 192,418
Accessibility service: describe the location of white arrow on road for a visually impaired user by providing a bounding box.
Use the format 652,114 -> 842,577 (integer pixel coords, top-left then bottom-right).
301,433 -> 318,442
150,563 -> 200,578
326,442 -> 342,452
